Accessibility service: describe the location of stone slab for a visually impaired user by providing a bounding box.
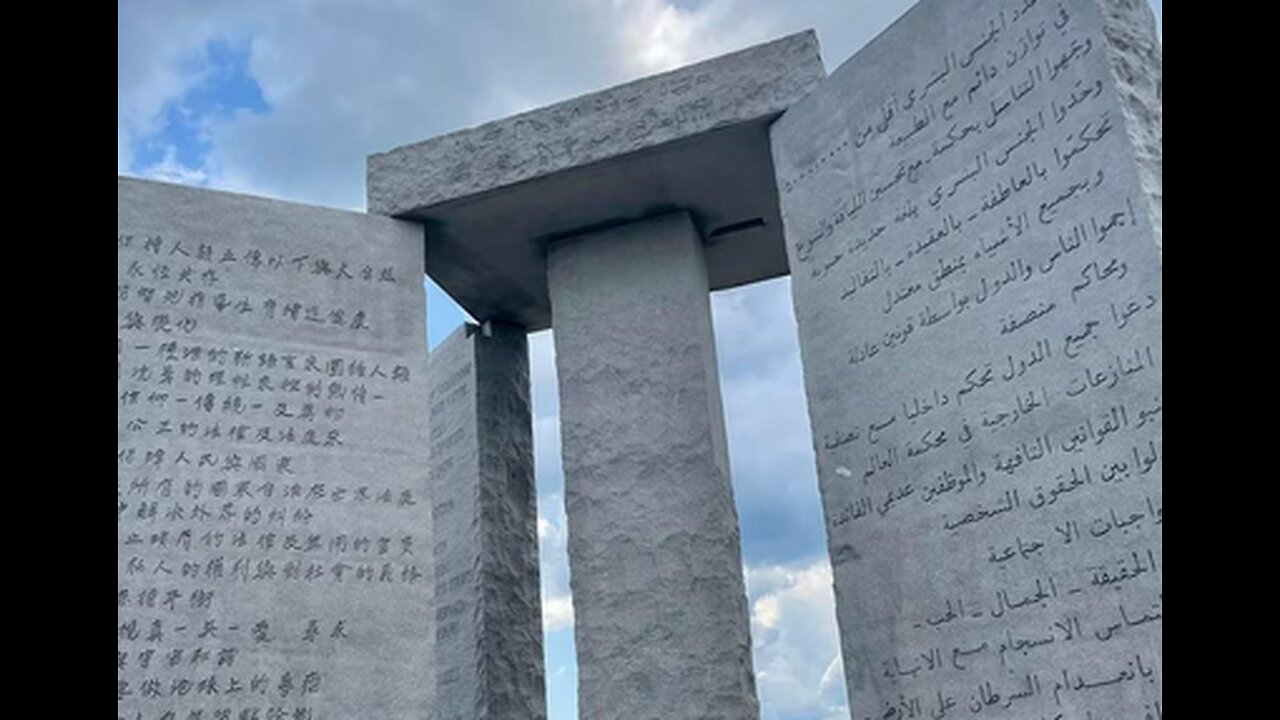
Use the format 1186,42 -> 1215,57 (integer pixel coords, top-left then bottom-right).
548,212 -> 758,719
118,177 -> 434,720
771,0 -> 1161,716
367,31 -> 825,331
428,322 -> 544,720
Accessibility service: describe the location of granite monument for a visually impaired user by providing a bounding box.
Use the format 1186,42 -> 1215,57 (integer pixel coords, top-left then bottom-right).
120,0 -> 1161,715
771,0 -> 1162,717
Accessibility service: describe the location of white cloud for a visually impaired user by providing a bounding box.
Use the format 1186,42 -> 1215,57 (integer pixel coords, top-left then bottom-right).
139,146 -> 209,186
120,0 -> 762,208
529,329 -> 577,637
615,0 -> 698,74
711,278 -> 831,568
119,3 -> 1161,719
119,0 -> 916,208
118,0 -> 265,172
747,559 -> 849,720
120,0 -> 1154,205
542,595 -> 576,633
753,593 -> 782,630
537,491 -> 574,635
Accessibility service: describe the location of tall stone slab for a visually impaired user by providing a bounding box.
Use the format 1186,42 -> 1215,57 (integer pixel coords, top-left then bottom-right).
428,322 -> 545,720
771,0 -> 1161,717
118,177 -> 435,719
548,212 -> 758,720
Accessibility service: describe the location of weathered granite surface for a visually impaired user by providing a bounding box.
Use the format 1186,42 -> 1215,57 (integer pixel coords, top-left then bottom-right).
771,0 -> 1162,717
368,31 -> 823,215
547,212 -> 758,720
365,32 -> 826,331
118,176 -> 434,719
1100,0 -> 1161,253
429,322 -> 545,720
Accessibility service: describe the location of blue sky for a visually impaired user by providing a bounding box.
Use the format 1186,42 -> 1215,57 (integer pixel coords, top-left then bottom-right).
119,2 -> 1160,717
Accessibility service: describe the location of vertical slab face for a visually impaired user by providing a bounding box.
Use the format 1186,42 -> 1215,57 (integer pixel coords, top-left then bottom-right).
118,178 -> 434,720
548,213 -> 759,720
771,1 -> 1161,718
428,323 -> 545,720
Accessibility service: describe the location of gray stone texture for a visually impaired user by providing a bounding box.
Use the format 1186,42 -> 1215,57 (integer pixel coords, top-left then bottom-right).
365,31 -> 826,332
548,212 -> 758,720
1100,0 -> 1162,252
771,0 -> 1162,717
428,322 -> 545,720
118,177 -> 435,719
368,31 -> 823,215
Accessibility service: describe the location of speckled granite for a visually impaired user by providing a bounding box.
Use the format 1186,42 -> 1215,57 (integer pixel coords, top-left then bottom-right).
367,31 -> 823,218
429,322 -> 544,720
548,212 -> 758,720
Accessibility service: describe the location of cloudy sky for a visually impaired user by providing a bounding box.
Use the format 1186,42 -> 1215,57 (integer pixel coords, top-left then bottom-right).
119,2 -> 1160,717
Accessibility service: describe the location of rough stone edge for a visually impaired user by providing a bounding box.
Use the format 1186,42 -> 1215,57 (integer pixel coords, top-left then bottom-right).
473,322 -> 546,720
430,322 -> 544,720
547,213 -> 760,719
1097,0 -> 1162,256
366,31 -> 823,217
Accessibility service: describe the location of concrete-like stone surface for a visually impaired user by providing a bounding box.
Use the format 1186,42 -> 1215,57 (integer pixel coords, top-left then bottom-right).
369,31 -> 823,215
771,0 -> 1162,717
366,32 -> 825,331
429,322 -> 545,720
118,176 -> 434,719
548,212 -> 758,720
1100,0 -> 1162,253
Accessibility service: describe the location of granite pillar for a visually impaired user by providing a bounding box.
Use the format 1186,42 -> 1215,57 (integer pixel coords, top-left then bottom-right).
547,212 -> 758,719
428,321 -> 545,720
